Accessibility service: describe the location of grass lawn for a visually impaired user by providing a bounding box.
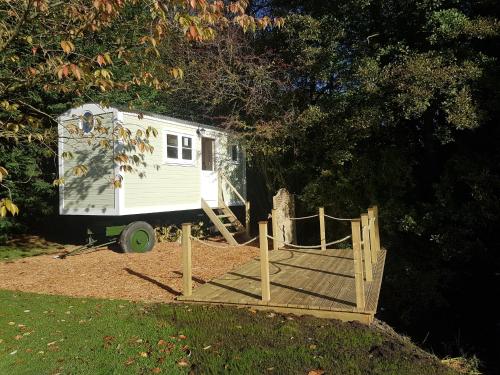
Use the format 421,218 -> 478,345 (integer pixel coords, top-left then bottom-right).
0,290 -> 457,375
0,236 -> 67,261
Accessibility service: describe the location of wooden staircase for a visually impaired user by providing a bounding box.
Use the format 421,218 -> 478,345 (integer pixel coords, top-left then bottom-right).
201,174 -> 250,245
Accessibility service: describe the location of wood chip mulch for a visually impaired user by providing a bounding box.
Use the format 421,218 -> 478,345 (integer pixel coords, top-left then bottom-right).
0,240 -> 260,303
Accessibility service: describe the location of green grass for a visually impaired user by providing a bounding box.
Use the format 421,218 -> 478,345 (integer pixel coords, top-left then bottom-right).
0,290 -> 457,375
0,245 -> 60,261
0,236 -> 66,261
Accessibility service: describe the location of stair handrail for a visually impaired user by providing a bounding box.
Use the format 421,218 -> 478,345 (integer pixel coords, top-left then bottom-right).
219,172 -> 246,205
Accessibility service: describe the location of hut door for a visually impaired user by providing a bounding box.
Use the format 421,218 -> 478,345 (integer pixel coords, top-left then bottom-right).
200,137 -> 218,207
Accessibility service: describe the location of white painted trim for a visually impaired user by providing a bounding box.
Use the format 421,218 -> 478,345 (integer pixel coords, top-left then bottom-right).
113,111 -> 122,215
60,207 -> 119,216
58,121 -> 65,215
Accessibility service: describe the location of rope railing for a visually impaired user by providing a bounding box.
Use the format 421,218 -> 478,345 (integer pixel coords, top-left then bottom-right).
289,212 -> 357,222
289,214 -> 319,220
324,214 -> 357,221
189,235 -> 259,249
266,234 -> 351,249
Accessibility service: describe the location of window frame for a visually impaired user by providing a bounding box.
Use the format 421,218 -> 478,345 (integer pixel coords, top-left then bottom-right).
163,130 -> 196,166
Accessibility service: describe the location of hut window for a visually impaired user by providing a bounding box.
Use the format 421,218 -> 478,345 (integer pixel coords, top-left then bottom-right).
230,145 -> 238,162
166,134 -> 178,159
165,132 -> 194,164
182,136 -> 192,160
82,111 -> 94,133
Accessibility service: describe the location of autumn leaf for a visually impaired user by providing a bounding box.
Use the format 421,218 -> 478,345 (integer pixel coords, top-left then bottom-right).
60,40 -> 75,54
125,357 -> 135,366
307,370 -> 325,375
177,359 -> 189,367
151,368 -> 161,374
0,198 -> 19,217
0,166 -> 7,182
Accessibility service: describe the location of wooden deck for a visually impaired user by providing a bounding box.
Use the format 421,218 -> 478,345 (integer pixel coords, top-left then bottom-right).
177,247 -> 386,324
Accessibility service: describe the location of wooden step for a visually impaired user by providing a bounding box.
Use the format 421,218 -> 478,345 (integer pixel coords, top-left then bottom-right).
201,198 -> 238,245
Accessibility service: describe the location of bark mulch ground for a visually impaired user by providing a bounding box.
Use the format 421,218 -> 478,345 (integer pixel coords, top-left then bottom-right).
0,239 -> 259,303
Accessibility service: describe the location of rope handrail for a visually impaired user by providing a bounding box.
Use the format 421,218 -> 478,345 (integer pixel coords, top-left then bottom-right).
189,235 -> 259,249
287,212 -> 357,222
266,234 -> 351,249
324,214 -> 357,221
289,214 -> 319,220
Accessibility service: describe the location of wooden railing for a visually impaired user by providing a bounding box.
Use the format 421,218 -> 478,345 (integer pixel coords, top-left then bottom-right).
182,205 -> 381,311
218,173 -> 250,237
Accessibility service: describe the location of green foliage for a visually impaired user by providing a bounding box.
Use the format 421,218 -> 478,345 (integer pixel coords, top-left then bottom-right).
0,144 -> 55,241
161,0 -> 499,369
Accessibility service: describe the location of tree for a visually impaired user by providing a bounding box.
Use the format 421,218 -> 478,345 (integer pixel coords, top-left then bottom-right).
0,0 -> 283,216
160,0 -> 500,368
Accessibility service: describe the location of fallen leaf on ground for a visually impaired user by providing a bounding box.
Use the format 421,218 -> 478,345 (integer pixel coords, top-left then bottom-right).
308,370 -> 325,375
177,359 -> 189,367
157,339 -> 167,346
125,357 -> 135,366
178,335 -> 187,340
151,368 -> 161,373
139,351 -> 148,357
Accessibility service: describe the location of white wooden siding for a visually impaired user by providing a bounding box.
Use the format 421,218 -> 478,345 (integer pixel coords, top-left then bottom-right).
120,114 -> 201,213
59,113 -> 116,214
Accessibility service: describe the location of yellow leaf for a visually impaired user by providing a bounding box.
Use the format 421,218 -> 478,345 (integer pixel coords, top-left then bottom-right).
0,199 -> 19,217
60,40 -> 75,54
53,178 -> 65,186
0,166 -> 7,182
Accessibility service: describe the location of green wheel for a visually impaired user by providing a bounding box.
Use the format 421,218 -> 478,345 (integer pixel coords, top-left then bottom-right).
119,221 -> 155,253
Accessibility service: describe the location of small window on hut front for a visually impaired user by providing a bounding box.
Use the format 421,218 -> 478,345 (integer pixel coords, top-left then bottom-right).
230,145 -> 239,162
82,111 -> 94,133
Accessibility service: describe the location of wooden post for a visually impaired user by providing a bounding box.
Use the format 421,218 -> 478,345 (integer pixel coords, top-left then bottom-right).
319,207 -> 326,251
351,220 -> 365,311
245,200 -> 251,238
259,221 -> 271,302
368,207 -> 380,263
271,209 -> 279,251
361,214 -> 373,282
373,205 -> 381,252
181,223 -> 192,297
